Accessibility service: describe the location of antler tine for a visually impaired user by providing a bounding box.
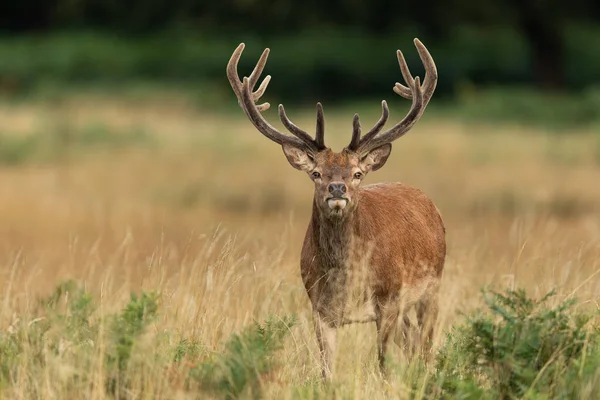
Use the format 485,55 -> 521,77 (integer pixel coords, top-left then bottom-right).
226,43 -> 245,96
393,50 -> 414,99
347,101 -> 389,151
248,48 -> 269,89
393,38 -> 437,105
414,38 -> 438,103
358,77 -> 424,153
226,43 -> 270,111
315,102 -> 325,149
227,43 -> 323,152
278,104 -> 320,146
239,77 -> 303,147
349,114 -> 361,150
353,39 -> 437,154
253,75 -> 271,102
278,103 -> 327,151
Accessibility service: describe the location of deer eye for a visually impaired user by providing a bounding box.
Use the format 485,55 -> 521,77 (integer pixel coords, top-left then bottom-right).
312,171 -> 321,179
353,172 -> 363,180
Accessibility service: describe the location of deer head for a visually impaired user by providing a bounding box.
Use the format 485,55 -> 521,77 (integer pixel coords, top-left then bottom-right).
226,39 -> 437,218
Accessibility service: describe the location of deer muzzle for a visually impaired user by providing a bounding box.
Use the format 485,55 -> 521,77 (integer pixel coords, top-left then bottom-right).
327,198 -> 348,210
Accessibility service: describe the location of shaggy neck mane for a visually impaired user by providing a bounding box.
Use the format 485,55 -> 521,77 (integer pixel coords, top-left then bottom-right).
311,199 -> 359,271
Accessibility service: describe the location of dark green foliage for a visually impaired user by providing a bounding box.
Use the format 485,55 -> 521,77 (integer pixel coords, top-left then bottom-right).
42,280 -> 97,346
173,338 -> 204,363
2,28 -> 600,129
191,315 -> 297,399
4,281 -> 600,398
0,26 -> 599,106
0,280 -> 96,389
429,288 -> 600,399
0,0 -> 596,43
107,292 -> 159,373
103,292 -> 160,395
0,281 -> 296,399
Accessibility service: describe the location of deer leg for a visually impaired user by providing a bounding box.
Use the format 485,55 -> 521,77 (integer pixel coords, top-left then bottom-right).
416,294 -> 439,362
313,312 -> 337,380
393,313 -> 419,361
375,302 -> 399,375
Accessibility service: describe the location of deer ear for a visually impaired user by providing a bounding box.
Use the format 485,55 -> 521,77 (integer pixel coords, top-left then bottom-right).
360,144 -> 392,172
282,143 -> 316,171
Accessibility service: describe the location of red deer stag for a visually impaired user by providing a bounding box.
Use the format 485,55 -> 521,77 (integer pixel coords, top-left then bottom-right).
226,39 -> 445,379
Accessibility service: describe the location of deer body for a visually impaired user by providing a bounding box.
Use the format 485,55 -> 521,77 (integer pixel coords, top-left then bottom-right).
301,180 -> 445,377
302,182 -> 445,326
227,38 -> 445,379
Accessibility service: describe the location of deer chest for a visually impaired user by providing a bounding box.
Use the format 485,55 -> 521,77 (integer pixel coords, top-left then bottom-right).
313,265 -> 377,326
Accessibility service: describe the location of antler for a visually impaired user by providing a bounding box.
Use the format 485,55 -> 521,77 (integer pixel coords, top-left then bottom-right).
227,43 -> 327,152
346,38 -> 437,154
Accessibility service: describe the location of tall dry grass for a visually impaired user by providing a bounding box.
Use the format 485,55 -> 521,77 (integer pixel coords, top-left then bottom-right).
0,96 -> 599,398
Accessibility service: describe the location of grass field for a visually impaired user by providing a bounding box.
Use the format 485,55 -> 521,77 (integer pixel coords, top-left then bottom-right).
1,93 -> 600,398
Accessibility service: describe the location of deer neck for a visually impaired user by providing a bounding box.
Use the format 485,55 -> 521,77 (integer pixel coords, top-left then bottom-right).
312,199 -> 359,271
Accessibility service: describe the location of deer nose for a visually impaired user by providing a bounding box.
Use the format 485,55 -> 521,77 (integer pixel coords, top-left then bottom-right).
328,182 -> 346,197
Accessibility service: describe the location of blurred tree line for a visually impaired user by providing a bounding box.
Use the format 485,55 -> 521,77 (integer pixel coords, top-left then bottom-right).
0,0 -> 599,101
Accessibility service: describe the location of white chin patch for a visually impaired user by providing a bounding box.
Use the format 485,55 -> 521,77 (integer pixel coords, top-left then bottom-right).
327,199 -> 348,210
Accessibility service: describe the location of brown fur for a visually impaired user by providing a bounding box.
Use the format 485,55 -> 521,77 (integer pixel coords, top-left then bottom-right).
300,175 -> 445,378
302,183 -> 445,304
